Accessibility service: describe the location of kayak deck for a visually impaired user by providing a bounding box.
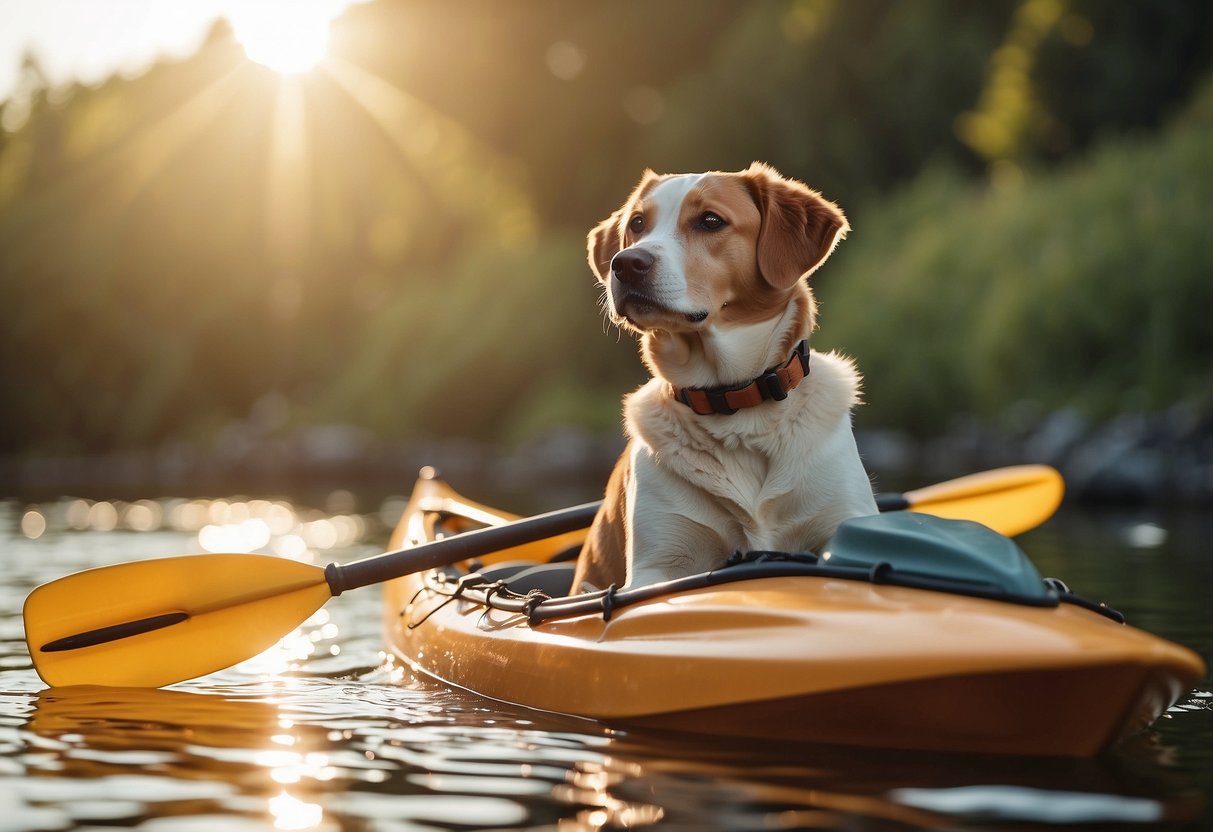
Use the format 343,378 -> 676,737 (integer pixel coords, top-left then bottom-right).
383,471 -> 1206,756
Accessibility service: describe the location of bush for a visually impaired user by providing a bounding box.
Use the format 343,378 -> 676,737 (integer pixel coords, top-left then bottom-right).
815,77 -> 1213,434
310,235 -> 643,443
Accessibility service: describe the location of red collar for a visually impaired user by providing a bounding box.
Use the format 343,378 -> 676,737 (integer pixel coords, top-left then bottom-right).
671,340 -> 810,416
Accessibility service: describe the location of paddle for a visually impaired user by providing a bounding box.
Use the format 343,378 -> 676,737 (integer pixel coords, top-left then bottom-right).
874,463 -> 1064,537
24,464 -> 1062,688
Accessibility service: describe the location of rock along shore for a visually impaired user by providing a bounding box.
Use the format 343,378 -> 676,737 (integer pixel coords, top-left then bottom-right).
3,404 -> 1210,507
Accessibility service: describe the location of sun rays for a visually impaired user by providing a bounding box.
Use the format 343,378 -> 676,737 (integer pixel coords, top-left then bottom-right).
323,55 -> 538,249
229,0 -> 344,75
266,77 -> 312,317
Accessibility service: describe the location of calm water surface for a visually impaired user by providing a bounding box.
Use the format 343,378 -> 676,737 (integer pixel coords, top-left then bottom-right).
0,494 -> 1210,831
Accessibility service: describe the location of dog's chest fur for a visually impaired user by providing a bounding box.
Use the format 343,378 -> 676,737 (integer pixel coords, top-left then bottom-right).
624,349 -> 866,554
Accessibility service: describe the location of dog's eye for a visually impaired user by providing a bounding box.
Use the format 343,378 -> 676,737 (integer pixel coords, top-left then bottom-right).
628,214 -> 645,234
698,212 -> 726,231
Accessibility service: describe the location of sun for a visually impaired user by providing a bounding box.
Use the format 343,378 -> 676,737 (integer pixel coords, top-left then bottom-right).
229,1 -> 343,75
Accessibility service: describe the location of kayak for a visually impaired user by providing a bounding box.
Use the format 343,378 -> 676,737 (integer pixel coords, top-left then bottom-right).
383,470 -> 1205,756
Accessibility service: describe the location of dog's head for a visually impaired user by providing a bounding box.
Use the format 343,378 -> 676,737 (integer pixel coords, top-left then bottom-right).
588,162 -> 849,337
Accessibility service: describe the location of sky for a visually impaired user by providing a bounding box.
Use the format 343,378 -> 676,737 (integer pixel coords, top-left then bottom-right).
0,0 -> 359,106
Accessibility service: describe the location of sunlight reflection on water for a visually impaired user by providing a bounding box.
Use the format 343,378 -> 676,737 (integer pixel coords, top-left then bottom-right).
0,496 -> 1210,831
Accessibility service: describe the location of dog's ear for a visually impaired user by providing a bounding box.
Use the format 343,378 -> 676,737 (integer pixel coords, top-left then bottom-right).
744,162 -> 849,290
587,207 -> 625,284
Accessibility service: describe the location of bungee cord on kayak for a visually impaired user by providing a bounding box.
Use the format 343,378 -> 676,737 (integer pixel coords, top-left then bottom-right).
410,545 -> 1128,629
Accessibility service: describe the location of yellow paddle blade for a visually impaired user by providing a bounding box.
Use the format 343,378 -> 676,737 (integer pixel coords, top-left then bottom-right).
24,554 -> 332,688
904,464 -> 1065,537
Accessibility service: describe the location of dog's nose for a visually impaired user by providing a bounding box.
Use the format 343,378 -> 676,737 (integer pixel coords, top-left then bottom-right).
611,248 -> 654,284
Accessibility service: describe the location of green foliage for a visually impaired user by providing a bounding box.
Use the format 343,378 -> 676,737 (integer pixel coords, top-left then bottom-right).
955,0 -> 1211,169
335,0 -> 1210,219
309,236 -> 641,442
816,78 -> 1213,433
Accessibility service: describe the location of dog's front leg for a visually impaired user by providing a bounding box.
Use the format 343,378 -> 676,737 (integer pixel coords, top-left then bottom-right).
624,447 -> 730,588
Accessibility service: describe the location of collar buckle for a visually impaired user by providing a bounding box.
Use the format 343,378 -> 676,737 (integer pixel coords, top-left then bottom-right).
757,369 -> 788,402
706,389 -> 738,415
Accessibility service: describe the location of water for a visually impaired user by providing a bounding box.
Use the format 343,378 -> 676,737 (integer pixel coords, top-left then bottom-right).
1,495 -> 1210,831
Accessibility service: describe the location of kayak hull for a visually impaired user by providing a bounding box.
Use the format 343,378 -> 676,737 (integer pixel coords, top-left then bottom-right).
622,666 -> 1178,756
383,474 -> 1205,756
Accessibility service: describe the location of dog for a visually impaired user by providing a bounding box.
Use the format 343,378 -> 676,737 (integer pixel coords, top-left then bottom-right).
571,162 -> 878,592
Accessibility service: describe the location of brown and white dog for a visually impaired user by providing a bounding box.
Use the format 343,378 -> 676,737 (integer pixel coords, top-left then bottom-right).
571,162 -> 878,591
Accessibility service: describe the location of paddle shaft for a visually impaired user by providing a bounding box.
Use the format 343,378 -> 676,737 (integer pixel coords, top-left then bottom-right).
874,493 -> 911,512
324,501 -> 601,595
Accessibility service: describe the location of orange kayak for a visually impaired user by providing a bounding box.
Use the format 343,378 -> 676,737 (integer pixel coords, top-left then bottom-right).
383,471 -> 1205,756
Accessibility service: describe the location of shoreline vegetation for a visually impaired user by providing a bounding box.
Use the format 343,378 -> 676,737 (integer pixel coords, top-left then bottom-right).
7,77 -> 1209,508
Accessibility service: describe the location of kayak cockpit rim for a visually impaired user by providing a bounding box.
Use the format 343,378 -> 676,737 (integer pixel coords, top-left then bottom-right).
409,549 -> 1126,628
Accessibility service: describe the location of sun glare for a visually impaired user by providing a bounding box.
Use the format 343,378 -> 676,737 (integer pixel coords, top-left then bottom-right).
230,1 -> 343,75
